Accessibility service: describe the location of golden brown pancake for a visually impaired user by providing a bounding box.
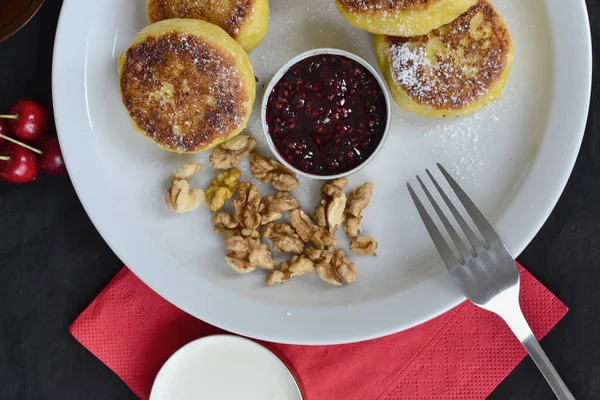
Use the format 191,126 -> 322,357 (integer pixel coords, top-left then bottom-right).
373,0 -> 514,118
118,19 -> 256,153
335,0 -> 477,36
146,0 -> 269,53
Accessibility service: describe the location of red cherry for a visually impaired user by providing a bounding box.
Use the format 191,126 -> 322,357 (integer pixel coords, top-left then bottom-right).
36,135 -> 67,175
0,100 -> 49,143
0,143 -> 40,184
0,119 -> 11,147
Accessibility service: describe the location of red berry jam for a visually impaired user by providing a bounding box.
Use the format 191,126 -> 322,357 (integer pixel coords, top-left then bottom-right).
266,54 -> 387,176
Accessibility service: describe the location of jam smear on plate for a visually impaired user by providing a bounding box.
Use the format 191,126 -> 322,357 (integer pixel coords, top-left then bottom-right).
266,54 -> 387,176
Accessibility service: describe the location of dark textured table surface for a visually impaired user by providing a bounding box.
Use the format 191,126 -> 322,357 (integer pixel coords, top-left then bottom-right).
0,1 -> 598,399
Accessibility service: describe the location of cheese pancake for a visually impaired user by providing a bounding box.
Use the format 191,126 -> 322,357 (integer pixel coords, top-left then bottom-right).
336,0 -> 477,37
373,0 -> 513,118
147,0 -> 269,53
118,19 -> 256,153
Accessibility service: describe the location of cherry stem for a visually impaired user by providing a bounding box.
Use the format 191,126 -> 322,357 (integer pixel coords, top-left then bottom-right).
0,133 -> 42,154
0,114 -> 18,120
0,156 -> 10,162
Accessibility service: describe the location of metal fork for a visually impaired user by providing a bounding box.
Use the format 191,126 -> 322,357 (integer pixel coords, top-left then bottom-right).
408,164 -> 574,400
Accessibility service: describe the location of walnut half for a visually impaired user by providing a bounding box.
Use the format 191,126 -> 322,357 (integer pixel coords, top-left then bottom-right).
165,162 -> 206,214
349,235 -> 378,257
172,162 -> 201,180
212,211 -> 239,237
232,182 -> 261,230
306,247 -> 357,286
266,255 -> 315,286
224,233 -> 274,273
205,168 -> 241,212
311,227 -> 337,250
314,178 -> 347,232
210,134 -> 257,169
259,191 -> 300,225
260,223 -> 304,254
344,182 -> 374,238
289,209 -> 337,250
289,209 -> 316,242
334,249 -> 357,284
250,153 -> 299,191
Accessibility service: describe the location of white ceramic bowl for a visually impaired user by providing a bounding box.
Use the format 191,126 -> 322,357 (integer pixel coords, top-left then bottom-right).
260,48 -> 391,180
150,335 -> 302,400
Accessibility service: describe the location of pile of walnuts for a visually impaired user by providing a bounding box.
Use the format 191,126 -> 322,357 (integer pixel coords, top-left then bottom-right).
164,134 -> 377,287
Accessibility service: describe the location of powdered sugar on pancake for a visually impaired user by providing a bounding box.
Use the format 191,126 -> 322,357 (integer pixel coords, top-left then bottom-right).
385,0 -> 512,111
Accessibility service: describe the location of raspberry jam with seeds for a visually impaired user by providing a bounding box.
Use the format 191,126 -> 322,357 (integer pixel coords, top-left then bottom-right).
266,54 -> 387,176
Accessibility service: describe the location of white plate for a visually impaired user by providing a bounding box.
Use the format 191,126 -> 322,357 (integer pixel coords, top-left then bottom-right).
52,0 -> 592,344
150,335 -> 302,400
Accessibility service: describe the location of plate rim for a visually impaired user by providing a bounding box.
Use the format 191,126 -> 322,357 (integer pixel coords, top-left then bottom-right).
51,0 -> 593,344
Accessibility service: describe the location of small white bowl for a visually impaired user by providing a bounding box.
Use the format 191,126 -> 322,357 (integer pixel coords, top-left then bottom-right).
261,48 -> 391,180
150,335 -> 303,400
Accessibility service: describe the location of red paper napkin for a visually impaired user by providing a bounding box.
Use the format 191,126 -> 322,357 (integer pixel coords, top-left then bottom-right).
70,264 -> 567,400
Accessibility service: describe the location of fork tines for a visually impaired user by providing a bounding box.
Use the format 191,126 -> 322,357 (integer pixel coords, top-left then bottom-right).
407,164 -> 500,269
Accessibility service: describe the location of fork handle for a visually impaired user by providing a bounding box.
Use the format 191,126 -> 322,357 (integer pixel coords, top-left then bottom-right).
500,306 -> 575,400
521,333 -> 575,400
